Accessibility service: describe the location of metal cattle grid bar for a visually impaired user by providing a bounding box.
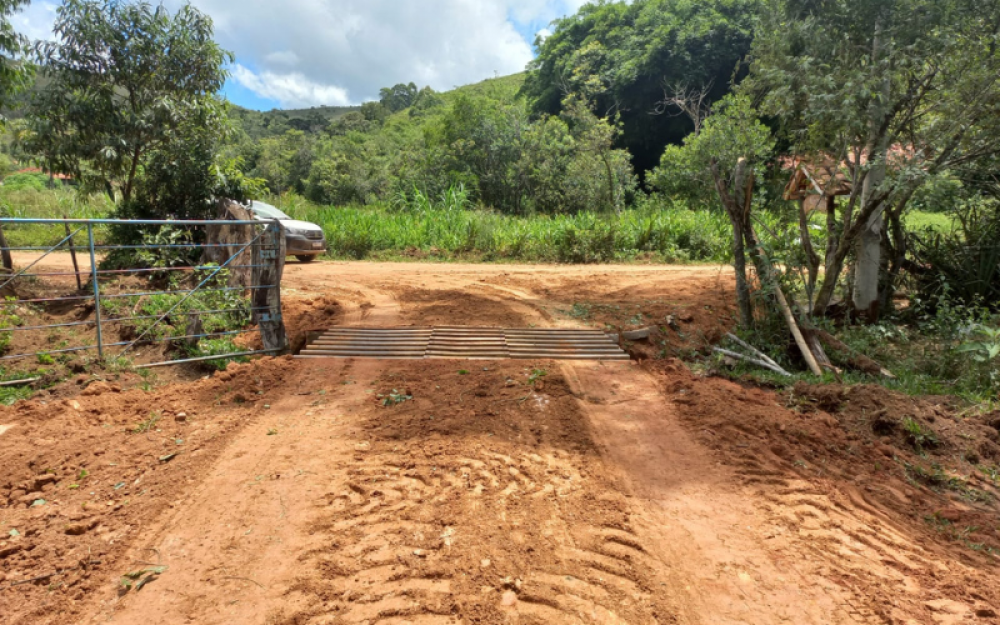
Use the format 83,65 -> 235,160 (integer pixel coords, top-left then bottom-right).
297,326 -> 630,361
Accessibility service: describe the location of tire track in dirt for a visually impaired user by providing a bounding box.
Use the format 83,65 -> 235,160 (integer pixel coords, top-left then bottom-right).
272,382 -> 675,624
406,273 -> 880,623
705,423 -> 983,623
89,358 -> 362,625
79,263 -> 943,624
559,363 -> 883,624
95,281 -> 404,624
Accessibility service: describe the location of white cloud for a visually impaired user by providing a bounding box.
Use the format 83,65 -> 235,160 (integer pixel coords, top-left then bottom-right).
232,64 -> 350,108
264,51 -> 300,68
13,0 -> 605,108
11,1 -> 59,43
199,0 -> 536,106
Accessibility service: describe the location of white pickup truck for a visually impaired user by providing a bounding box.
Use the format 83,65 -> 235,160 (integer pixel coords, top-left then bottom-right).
247,201 -> 327,263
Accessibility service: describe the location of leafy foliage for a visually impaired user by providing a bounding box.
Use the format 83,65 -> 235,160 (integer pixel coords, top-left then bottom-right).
25,0 -> 233,204
101,266 -> 251,354
0,0 -> 32,119
523,0 -> 759,175
226,76 -> 636,216
0,297 -> 22,354
748,0 -> 1000,318
911,200 -> 1000,310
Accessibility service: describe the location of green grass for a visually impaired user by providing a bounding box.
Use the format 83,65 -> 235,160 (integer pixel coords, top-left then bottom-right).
279,197 -> 740,264
906,211 -> 955,233
0,187 -> 113,247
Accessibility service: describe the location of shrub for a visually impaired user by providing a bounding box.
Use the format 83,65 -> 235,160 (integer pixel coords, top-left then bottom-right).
2,173 -> 51,192
911,199 -> 1000,310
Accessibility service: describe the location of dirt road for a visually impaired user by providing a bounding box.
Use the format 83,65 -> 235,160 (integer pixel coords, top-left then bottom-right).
3,260 -> 999,624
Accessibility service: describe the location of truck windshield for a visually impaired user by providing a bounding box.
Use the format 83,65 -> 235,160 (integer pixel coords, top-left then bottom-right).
250,203 -> 291,220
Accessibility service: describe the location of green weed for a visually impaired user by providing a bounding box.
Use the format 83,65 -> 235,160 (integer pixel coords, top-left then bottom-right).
528,369 -> 547,385
132,412 -> 161,434
925,514 -> 999,556
906,462 -> 994,503
279,198 -> 738,264
380,389 -> 413,406
902,417 -> 939,452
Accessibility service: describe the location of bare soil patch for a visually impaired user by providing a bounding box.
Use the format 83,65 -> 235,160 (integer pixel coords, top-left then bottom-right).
267,361 -> 678,624
651,359 -> 1000,623
0,356 -> 300,624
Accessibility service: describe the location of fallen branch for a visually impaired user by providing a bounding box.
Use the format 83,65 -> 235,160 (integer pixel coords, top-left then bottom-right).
772,285 -> 824,376
746,225 -> 823,376
714,347 -> 792,377
724,334 -> 782,370
814,329 -> 896,379
0,377 -> 41,387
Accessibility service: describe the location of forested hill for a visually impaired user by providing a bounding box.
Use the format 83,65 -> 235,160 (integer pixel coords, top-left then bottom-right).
229,105 -> 360,140
228,74 -> 525,141
220,71 -> 633,213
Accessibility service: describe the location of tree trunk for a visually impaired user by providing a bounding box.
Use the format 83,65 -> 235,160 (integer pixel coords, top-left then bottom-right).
0,226 -> 12,274
852,21 -> 891,322
729,213 -> 753,328
853,183 -> 885,321
798,199 -> 821,309
204,200 -> 257,288
711,160 -> 754,328
744,224 -> 824,377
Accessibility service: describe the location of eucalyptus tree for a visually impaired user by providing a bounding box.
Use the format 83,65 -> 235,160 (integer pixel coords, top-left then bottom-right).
24,0 -> 233,206
749,0 -> 1000,319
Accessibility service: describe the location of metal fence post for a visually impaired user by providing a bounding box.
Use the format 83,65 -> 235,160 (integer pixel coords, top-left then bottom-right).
86,223 -> 104,360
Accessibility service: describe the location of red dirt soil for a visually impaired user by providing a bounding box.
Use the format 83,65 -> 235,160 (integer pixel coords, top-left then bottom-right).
0,259 -> 998,625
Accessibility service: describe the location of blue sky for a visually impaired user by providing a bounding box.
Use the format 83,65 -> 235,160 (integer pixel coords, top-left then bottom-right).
15,0 -> 594,111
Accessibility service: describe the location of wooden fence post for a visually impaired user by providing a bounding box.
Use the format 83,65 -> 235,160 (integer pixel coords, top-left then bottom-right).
63,217 -> 83,291
253,221 -> 288,354
0,225 -> 12,273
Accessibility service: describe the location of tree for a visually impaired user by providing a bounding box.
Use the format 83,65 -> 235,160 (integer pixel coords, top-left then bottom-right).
561,95 -> 636,214
523,0 -> 760,175
379,82 -> 419,113
655,94 -> 774,327
361,101 -> 388,124
0,0 -> 31,118
24,0 -> 232,205
749,0 -> 1000,320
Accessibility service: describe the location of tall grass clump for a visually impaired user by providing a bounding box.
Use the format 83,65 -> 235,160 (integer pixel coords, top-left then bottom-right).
277,193 -> 734,263
0,187 -> 114,247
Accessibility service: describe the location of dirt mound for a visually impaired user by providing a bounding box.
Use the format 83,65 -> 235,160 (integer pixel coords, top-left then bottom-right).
651,360 -> 1000,622
244,293 -> 341,352
483,270 -> 736,353
393,285 -> 531,327
0,356 -> 302,624
791,383 -> 1000,465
